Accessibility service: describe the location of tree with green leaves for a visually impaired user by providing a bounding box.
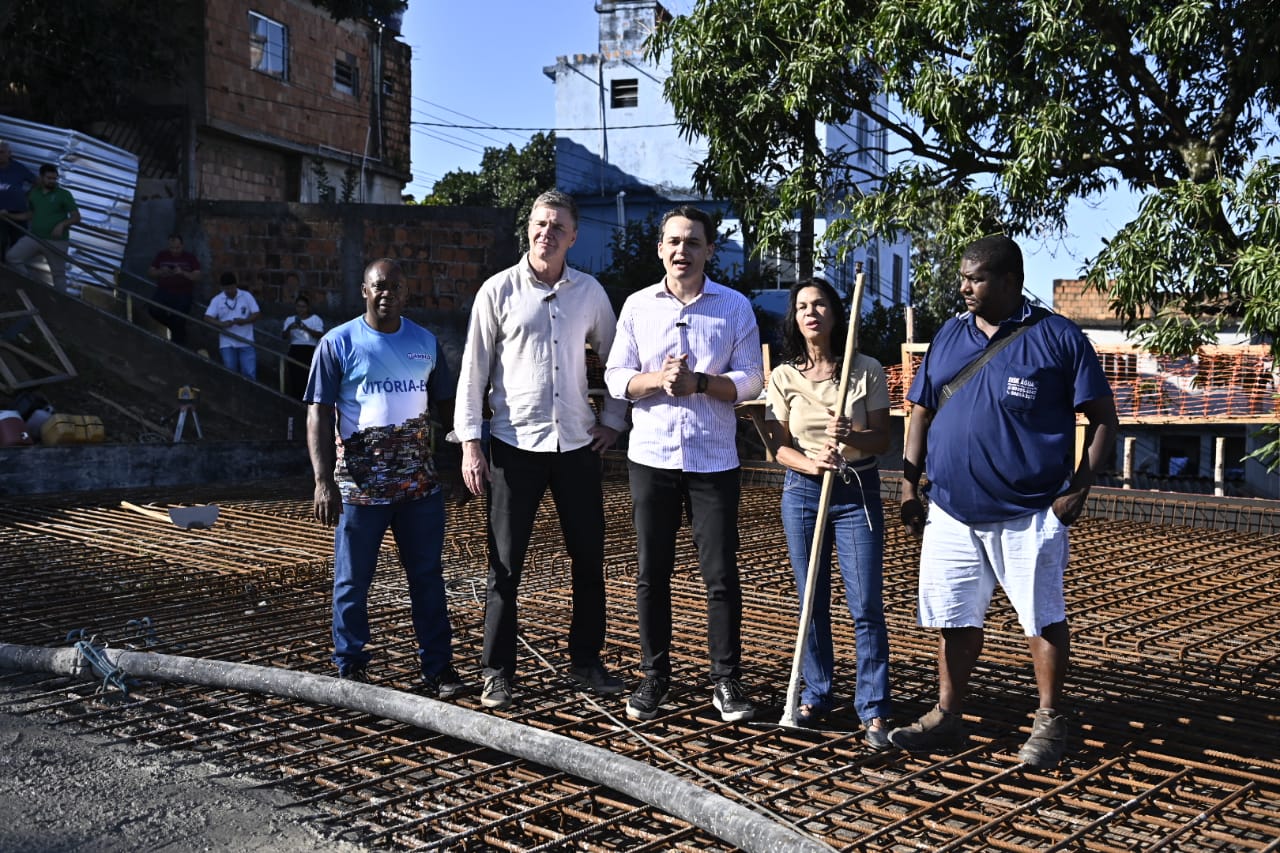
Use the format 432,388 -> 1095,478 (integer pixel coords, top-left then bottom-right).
0,0 -> 199,128
646,1 -> 878,281
421,132 -> 556,243
654,0 -> 1280,467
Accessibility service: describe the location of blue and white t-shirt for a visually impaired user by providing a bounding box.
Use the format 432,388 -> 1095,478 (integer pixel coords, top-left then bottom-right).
304,316 -> 454,505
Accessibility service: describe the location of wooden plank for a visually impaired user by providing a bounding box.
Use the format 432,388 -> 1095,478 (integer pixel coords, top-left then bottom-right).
119,500 -> 172,523
16,289 -> 75,379
0,289 -> 76,390
86,391 -> 169,439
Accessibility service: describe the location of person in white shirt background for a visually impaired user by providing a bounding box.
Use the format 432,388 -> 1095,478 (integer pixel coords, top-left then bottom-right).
283,294 -> 325,398
204,272 -> 261,379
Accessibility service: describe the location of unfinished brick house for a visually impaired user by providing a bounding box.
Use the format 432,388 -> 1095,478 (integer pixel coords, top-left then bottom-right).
101,0 -> 412,205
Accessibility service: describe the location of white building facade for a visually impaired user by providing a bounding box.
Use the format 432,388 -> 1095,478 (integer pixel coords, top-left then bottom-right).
545,0 -> 911,310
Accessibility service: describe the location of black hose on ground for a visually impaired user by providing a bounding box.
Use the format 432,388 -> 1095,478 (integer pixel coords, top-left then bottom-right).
0,643 -> 833,853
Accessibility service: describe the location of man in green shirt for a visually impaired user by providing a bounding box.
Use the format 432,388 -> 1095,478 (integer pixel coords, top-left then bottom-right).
7,163 -> 80,294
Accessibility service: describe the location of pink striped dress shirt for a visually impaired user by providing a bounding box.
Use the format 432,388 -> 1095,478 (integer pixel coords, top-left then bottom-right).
605,278 -> 763,473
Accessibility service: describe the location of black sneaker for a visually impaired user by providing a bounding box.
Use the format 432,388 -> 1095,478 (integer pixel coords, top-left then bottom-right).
338,665 -> 369,683
421,665 -> 466,700
1018,708 -> 1068,770
712,678 -> 755,722
888,705 -> 964,753
626,676 -> 670,720
481,674 -> 513,710
568,661 -> 624,695
864,718 -> 891,751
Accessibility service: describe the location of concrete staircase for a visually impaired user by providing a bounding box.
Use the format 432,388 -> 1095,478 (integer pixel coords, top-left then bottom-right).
0,268 -> 310,495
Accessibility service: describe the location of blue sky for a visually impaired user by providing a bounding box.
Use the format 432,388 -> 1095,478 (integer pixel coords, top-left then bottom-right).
397,2 -> 1134,305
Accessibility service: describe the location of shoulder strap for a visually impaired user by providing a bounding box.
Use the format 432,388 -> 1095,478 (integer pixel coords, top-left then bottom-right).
936,307 -> 1049,411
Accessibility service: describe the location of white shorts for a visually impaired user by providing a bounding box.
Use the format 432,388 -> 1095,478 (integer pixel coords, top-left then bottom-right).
917,502 -> 1068,636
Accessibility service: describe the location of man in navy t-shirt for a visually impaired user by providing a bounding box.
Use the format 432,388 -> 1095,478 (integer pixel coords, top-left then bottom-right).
889,235 -> 1118,770
0,141 -> 34,261
305,258 -> 464,698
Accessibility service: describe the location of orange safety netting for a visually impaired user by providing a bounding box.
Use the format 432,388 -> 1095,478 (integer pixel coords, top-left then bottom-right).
889,344 -> 1277,421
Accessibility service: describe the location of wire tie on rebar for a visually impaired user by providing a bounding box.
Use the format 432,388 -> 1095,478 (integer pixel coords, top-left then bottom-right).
125,617 -> 159,648
67,631 -> 130,698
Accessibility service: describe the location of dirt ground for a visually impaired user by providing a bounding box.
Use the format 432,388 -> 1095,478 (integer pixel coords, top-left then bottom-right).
0,699 -> 366,852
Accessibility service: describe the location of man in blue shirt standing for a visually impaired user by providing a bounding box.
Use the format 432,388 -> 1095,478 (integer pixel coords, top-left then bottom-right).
305,258 -> 463,698
890,235 -> 1118,770
0,141 -> 34,261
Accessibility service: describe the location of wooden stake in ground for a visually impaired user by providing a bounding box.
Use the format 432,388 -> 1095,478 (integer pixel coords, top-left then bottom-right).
778,263 -> 866,729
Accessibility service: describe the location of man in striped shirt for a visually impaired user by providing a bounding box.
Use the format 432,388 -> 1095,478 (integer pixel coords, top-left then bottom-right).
605,205 -> 764,723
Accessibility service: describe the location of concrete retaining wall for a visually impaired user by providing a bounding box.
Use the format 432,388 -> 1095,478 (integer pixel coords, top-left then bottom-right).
0,440 -> 308,497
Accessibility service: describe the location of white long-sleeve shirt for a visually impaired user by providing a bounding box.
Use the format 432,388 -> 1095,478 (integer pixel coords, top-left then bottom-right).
454,257 -> 628,452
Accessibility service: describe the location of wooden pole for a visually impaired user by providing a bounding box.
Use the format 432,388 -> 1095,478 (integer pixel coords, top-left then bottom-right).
1214,435 -> 1225,497
1122,435 -> 1135,489
778,263 -> 866,728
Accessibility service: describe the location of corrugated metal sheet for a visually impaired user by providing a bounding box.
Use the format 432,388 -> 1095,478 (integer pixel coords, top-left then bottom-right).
0,114 -> 139,294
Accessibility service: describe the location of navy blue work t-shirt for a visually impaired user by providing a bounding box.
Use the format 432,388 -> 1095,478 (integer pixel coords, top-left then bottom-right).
907,302 -> 1112,523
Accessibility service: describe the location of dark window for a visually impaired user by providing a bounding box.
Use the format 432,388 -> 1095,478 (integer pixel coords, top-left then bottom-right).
334,53 -> 359,97
249,12 -> 288,80
1160,434 -> 1201,478
382,75 -> 396,96
892,254 -> 904,303
611,79 -> 638,109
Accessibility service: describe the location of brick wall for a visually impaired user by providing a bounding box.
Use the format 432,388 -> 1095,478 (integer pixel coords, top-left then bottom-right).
187,202 -> 519,318
378,39 -> 412,173
1053,278 -> 1127,325
197,132 -> 293,201
202,0 -> 410,177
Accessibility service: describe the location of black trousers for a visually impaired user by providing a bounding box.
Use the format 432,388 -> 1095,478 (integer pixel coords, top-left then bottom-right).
628,461 -> 742,681
0,218 -> 23,262
481,438 -> 607,680
285,344 -> 317,399
148,289 -> 193,347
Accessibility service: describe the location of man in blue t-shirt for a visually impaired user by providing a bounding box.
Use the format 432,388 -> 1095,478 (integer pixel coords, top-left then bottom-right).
890,236 -> 1118,770
0,141 -> 35,261
304,258 -> 464,698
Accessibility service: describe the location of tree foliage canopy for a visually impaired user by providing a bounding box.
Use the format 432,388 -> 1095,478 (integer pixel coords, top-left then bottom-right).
653,0 -> 1280,464
0,0 -> 199,127
420,133 -> 556,237
647,1 -> 878,279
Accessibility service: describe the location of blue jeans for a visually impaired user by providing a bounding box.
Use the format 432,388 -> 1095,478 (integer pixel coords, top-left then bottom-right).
220,345 -> 256,379
332,491 -> 452,676
781,467 -> 891,723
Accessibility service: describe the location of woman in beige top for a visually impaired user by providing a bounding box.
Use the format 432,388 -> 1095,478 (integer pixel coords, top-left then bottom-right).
763,278 -> 893,749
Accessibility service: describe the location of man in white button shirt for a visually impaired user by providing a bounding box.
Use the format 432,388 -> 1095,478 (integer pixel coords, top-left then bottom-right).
454,190 -> 629,710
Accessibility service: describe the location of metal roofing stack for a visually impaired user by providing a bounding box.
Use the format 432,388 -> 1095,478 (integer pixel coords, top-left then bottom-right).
0,114 -> 139,295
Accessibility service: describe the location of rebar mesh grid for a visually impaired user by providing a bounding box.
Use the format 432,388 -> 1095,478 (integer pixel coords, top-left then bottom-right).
2,471 -> 1278,851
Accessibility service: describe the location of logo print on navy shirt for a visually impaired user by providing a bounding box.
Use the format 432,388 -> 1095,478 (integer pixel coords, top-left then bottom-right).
1007,376 -> 1037,401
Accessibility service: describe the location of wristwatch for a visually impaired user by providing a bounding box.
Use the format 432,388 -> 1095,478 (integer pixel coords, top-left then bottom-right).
695,372 -> 709,394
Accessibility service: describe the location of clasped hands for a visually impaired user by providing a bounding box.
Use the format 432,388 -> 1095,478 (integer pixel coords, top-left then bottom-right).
661,353 -> 697,396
